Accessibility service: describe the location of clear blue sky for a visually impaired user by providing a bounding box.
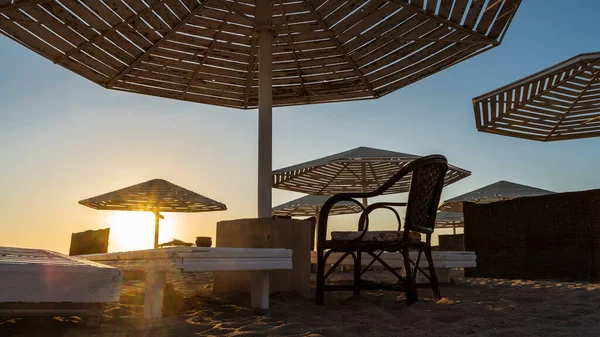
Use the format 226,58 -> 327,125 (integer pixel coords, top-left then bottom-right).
1,0 -> 599,252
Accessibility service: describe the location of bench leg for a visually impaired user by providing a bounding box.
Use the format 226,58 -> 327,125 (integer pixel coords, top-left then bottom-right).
250,271 -> 269,309
144,271 -> 166,319
436,268 -> 452,283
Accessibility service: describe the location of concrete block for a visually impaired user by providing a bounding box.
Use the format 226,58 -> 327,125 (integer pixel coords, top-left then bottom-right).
214,218 -> 311,293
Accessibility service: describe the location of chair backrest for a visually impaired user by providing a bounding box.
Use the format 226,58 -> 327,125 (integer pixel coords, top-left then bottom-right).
404,156 -> 448,234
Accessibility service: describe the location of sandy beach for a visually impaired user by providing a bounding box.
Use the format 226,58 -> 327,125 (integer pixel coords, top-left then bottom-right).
1,271 -> 599,337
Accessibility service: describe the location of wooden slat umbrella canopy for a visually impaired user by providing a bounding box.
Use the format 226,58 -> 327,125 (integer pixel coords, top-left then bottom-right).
438,180 -> 554,212
0,0 -> 521,217
474,52 -> 600,141
272,146 -> 471,200
272,194 -> 361,217
79,178 -> 226,248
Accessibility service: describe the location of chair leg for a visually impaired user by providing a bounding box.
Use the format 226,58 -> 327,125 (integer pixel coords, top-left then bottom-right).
402,247 -> 418,306
353,251 -> 361,295
316,248 -> 326,304
424,246 -> 442,300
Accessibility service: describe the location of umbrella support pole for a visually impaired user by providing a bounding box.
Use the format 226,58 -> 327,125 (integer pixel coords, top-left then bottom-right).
154,211 -> 163,249
256,0 -> 274,219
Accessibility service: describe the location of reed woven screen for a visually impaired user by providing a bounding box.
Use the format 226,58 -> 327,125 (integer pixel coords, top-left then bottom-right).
464,189 -> 600,281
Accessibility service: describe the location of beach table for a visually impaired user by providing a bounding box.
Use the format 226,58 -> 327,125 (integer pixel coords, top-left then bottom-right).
81,247 -> 292,319
311,251 -> 476,283
0,246 -> 123,325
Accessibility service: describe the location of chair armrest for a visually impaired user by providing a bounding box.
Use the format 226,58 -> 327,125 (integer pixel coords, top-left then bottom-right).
317,196 -> 368,248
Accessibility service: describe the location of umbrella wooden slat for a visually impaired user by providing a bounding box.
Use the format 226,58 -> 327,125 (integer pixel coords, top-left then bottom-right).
476,0 -> 503,34
449,0 -> 469,24
463,0 -> 486,29
487,0 -> 520,39
321,0 -> 369,29
362,30 -> 469,81
1,12 -> 73,55
368,33 -> 473,86
375,44 -> 481,94
341,9 -> 416,55
351,17 -> 444,69
437,0 -> 453,19
329,1 -> 390,35
336,4 -> 404,48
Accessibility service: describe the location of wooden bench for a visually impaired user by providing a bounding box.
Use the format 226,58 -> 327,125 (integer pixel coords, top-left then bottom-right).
310,251 -> 476,283
0,246 -> 122,325
82,247 -> 292,319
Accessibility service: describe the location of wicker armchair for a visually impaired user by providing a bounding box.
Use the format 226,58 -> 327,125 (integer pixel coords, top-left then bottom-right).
315,155 -> 448,305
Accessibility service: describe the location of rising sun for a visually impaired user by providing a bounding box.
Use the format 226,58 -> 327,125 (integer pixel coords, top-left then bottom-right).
106,212 -> 176,252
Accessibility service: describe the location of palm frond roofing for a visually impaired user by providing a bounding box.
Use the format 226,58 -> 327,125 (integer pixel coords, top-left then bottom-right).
272,146 -> 470,195
79,179 -> 227,212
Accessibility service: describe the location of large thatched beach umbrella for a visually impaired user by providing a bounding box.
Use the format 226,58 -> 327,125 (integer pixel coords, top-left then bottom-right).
1,0 -> 520,217
79,178 -> 226,248
273,146 -> 471,205
473,52 -> 600,141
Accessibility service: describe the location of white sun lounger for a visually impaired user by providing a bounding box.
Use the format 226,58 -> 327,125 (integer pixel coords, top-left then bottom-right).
0,246 -> 123,325
310,251 -> 476,283
81,247 -> 292,319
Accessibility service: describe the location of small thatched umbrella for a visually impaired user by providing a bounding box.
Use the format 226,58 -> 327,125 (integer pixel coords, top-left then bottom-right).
435,211 -> 464,234
79,179 -> 226,248
273,194 -> 361,250
473,52 -> 600,141
273,146 -> 470,205
273,194 -> 361,218
438,180 -> 554,212
1,0 -> 521,218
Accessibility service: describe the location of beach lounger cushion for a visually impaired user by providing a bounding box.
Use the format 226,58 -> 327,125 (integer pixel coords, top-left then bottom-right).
330,231 -> 421,242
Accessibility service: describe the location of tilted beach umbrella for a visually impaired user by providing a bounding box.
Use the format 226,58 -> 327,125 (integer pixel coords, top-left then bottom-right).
474,52 -> 600,141
79,178 -> 226,248
438,180 -> 554,212
273,194 -> 361,218
272,146 -> 471,205
0,0 -> 520,217
435,211 -> 463,234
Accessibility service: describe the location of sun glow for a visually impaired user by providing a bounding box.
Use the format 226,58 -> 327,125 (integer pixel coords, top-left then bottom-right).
105,212 -> 177,252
